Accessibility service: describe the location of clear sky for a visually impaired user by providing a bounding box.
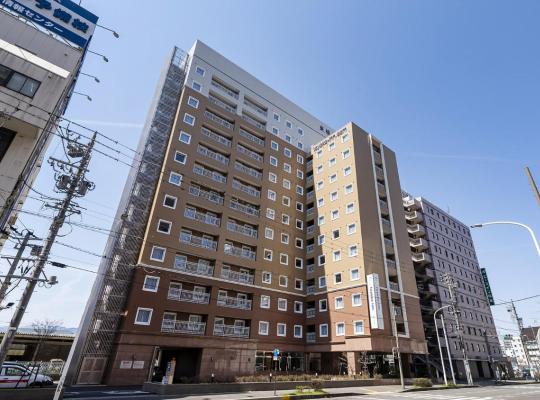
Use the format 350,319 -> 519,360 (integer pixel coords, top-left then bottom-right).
1,0 -> 539,340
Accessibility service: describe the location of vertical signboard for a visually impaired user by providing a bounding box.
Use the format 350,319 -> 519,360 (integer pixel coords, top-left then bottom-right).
367,273 -> 384,329
480,267 -> 495,306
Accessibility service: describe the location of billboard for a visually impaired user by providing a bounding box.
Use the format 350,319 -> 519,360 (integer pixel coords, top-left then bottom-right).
480,267 -> 495,306
367,273 -> 384,329
1,0 -> 98,48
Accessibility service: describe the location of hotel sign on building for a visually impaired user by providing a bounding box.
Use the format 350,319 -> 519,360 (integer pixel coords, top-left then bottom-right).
367,273 -> 384,329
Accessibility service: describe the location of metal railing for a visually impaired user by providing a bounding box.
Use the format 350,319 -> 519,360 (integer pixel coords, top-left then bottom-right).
241,113 -> 266,130
237,144 -> 263,163
307,286 -> 315,295
184,208 -> 221,226
179,232 -> 217,250
307,264 -> 314,273
307,244 -> 314,253
217,295 -> 252,310
201,126 -> 231,147
204,110 -> 234,130
234,161 -> 262,180
197,144 -> 229,165
193,164 -> 227,184
167,287 -> 210,304
224,244 -> 256,260
208,94 -> 237,114
213,324 -> 250,338
161,320 -> 206,335
306,226 -> 314,235
221,268 -> 255,284
243,99 -> 267,117
227,220 -> 258,238
389,281 -> 400,291
211,80 -> 239,99
306,332 -> 316,343
174,259 -> 214,276
306,308 -> 316,318
229,199 -> 260,217
239,128 -> 265,146
232,180 -> 260,198
188,185 -> 224,205
377,182 -> 387,197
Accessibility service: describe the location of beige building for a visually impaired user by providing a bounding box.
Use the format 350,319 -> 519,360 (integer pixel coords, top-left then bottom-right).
67,41 -> 426,386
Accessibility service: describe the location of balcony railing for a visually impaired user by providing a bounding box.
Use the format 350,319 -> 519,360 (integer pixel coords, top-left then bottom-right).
306,308 -> 316,318
306,160 -> 313,170
234,161 -> 262,180
221,268 -> 255,285
307,286 -> 315,295
379,200 -> 389,215
375,166 -> 384,181
243,99 -> 267,117
204,110 -> 234,130
224,244 -> 256,260
184,208 -> 221,226
403,196 -> 421,210
213,324 -> 250,338
237,144 -> 263,163
179,232 -> 217,250
201,126 -> 231,147
307,207 -> 315,217
197,144 -> 229,165
306,226 -> 314,235
193,164 -> 227,184
208,94 -> 237,114
227,220 -> 258,238
230,199 -> 260,217
188,185 -> 224,205
168,287 -> 210,304
373,151 -> 382,165
412,252 -> 432,264
405,210 -> 423,223
232,180 -> 260,198
381,218 -> 392,233
161,320 -> 206,335
211,80 -> 239,99
389,281 -> 400,291
386,259 -> 397,271
217,295 -> 252,310
307,191 -> 314,200
239,128 -> 265,146
241,113 -> 266,130
306,176 -> 314,186
307,244 -> 314,253
306,332 -> 316,343
377,182 -> 387,198
307,264 -> 314,273
174,259 -> 214,277
407,223 -> 425,237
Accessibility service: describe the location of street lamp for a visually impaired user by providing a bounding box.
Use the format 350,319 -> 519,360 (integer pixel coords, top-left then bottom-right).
96,23 -> 120,38
87,50 -> 109,63
470,221 -> 540,257
73,92 -> 92,102
434,305 -> 456,385
79,72 -> 100,83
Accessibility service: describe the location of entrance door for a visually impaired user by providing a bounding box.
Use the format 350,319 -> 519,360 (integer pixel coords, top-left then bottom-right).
77,357 -> 107,384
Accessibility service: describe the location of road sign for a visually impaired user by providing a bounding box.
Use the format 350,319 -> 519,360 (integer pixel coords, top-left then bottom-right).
272,348 -> 280,361
480,268 -> 495,306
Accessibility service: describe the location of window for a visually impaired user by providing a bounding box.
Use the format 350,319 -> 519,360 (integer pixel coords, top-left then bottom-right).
262,271 -> 272,284
271,140 -> 279,151
143,276 -> 160,292
345,184 -> 353,194
352,293 -> 362,307
349,245 -> 358,257
318,255 -> 326,266
265,227 -> 274,239
195,66 -> 205,76
187,96 -> 199,108
331,210 -> 339,220
346,203 -> 354,214
295,278 -> 303,290
298,127 -> 304,136
282,214 -> 290,225
278,298 -> 287,311
318,198 -> 324,207
266,208 -> 275,220
317,180 -> 324,190
318,276 -> 326,288
282,196 -> 291,207
328,141 -> 335,150
281,233 -> 289,244
270,156 -> 278,166
268,190 -> 276,201
342,149 -> 350,159
183,113 -> 195,126
296,219 -> 303,230
285,135 -> 291,143
283,179 -> 291,190
332,229 -> 340,240
297,169 -> 304,179
294,325 -> 303,338
318,216 -> 325,226
0,64 -> 40,97
330,191 -> 338,201
163,195 -> 177,209
174,151 -> 187,164
286,120 -> 292,128
319,299 -> 328,312
297,154 -> 304,164
273,112 -> 280,121
319,324 -> 328,337
329,173 -> 337,183
333,250 -> 341,262
277,323 -> 286,337
334,273 -> 343,285
354,320 -> 364,335
191,81 -> 202,91
272,127 -> 279,136
283,163 -> 292,173
336,322 -> 345,336
347,223 -> 356,235
295,238 -> 303,248
317,165 -> 323,174
341,133 -> 350,142
296,185 -> 304,195
295,257 -> 303,269
269,172 -> 277,183
179,131 -> 191,144
294,301 -> 303,313
318,235 -> 325,245
264,249 -> 273,261
284,148 -> 292,158
157,219 -> 172,234
259,321 -> 269,335
351,268 -> 360,281
329,157 -> 336,167
279,275 -> 288,287
135,307 -> 153,325
260,295 -> 270,309
150,246 -> 166,262
169,171 -> 182,186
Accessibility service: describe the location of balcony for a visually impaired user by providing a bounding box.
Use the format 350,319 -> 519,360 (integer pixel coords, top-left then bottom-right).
193,164 -> 227,184
211,80 -> 239,99
243,98 -> 268,117
221,268 -> 255,285
307,286 -> 315,295
188,185 -> 224,205
224,244 -> 256,260
307,244 -> 314,254
306,226 -> 315,235
306,308 -> 316,319
197,144 -> 229,165
161,320 -> 206,335
306,332 -> 316,343
307,191 -> 315,200
379,200 -> 389,216
405,210 -> 423,224
241,113 -> 266,130
201,126 -> 231,147
208,93 -> 237,114
204,110 -> 234,130
407,223 -> 425,237
174,259 -> 214,277
217,295 -> 252,310
373,151 -> 382,165
375,166 -> 385,181
307,207 -> 315,217
306,176 -> 314,186
412,252 -> 432,265
386,259 -> 397,276
306,160 -> 313,170
168,287 -> 210,304
389,281 -> 400,291
234,161 -> 262,180
410,238 -> 428,250
384,238 -> 395,255
230,199 -> 260,217
227,220 -> 258,238
213,324 -> 250,338
239,128 -> 265,147
184,208 -> 221,227
425,268 -> 435,280
403,196 -> 421,210
381,218 -> 392,235
232,180 -> 260,198
377,183 -> 387,198
237,144 -> 263,163
180,232 -> 217,250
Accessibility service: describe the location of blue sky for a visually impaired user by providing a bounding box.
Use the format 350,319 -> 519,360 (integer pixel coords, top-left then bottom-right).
1,0 -> 539,338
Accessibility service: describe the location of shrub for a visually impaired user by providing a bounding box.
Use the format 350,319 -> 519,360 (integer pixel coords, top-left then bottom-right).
413,378 -> 433,388
295,385 -> 309,393
311,380 -> 323,391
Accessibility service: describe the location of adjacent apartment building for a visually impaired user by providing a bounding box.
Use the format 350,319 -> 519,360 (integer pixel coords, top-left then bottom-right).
0,1 -> 98,250
64,40 -> 426,386
403,194 -> 502,380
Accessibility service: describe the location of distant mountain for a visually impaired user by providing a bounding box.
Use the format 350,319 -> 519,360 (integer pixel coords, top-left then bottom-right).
0,325 -> 78,336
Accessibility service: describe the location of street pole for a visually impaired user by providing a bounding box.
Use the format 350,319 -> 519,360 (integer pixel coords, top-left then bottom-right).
434,316 -> 447,385
0,230 -> 33,307
508,300 -> 533,376
470,221 -> 540,258
525,167 -> 540,209
0,133 -> 96,367
440,313 -> 456,385
392,305 -> 405,389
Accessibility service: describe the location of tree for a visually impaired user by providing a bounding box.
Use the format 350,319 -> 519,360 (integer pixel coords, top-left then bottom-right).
31,319 -> 62,361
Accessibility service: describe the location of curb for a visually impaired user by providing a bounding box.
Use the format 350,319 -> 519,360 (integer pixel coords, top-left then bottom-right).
240,394 -> 359,400
402,385 -> 478,392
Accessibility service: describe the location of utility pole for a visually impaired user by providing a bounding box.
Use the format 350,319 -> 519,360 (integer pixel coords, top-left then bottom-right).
391,305 -> 405,389
0,132 -> 96,367
508,300 -> 533,375
440,312 -> 456,385
442,272 -> 473,385
0,229 -> 35,308
481,325 -> 499,380
525,167 -> 540,209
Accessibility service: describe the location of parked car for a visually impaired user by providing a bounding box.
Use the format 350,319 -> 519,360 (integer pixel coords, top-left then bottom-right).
0,362 -> 53,388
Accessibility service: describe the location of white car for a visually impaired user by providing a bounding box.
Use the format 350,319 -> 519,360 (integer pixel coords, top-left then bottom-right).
0,362 -> 54,388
